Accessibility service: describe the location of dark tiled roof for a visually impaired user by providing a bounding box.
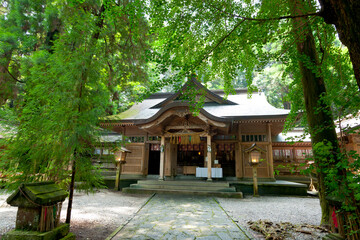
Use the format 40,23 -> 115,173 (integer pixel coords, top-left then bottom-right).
105,78 -> 290,122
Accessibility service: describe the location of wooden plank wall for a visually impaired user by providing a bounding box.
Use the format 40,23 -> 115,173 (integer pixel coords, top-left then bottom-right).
122,143 -> 144,174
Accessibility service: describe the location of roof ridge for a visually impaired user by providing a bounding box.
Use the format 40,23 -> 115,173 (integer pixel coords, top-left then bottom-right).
151,76 -> 237,108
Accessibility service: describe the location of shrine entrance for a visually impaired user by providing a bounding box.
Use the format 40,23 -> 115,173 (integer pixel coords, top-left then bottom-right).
138,107 -> 231,181
176,143 -> 205,175
214,143 -> 236,177
148,144 -> 160,175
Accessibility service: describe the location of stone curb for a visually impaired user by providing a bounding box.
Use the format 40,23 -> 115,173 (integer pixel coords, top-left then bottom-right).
213,197 -> 253,240
105,193 -> 156,240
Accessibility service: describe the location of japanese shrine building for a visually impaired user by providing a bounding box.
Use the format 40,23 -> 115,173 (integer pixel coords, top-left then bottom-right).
101,77 -> 313,181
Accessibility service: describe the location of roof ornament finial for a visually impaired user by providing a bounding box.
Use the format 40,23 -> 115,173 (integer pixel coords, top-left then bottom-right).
190,72 -> 198,81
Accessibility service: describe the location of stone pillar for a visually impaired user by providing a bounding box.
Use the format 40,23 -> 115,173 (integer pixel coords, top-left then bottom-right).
207,135 -> 212,181
267,123 -> 274,179
159,135 -> 165,181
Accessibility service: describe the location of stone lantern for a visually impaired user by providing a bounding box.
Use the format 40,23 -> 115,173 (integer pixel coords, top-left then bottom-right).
245,143 -> 266,197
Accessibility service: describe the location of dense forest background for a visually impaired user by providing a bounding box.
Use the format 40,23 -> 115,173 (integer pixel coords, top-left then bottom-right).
1,0 -> 360,236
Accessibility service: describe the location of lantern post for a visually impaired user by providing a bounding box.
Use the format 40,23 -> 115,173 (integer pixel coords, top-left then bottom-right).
245,143 -> 266,197
114,147 -> 131,191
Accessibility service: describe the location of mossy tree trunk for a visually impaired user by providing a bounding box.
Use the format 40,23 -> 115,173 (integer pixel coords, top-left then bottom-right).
289,1 -> 360,235
288,0 -> 340,225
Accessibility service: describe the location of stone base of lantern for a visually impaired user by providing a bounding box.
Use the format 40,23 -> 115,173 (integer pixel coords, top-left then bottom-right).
3,223 -> 75,240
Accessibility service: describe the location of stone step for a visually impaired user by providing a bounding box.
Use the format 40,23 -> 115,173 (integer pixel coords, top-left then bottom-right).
122,187 -> 243,198
136,180 -> 231,187
322,233 -> 344,240
100,170 -> 117,176
129,183 -> 237,192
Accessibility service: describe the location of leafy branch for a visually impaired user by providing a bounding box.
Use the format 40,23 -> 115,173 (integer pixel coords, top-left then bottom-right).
189,19 -> 246,74
205,0 -> 320,22
5,67 -> 24,84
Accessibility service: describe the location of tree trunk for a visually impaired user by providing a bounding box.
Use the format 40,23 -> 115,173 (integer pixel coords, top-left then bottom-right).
288,0 -> 341,225
318,0 -> 360,90
0,54 -> 16,104
65,159 -> 76,224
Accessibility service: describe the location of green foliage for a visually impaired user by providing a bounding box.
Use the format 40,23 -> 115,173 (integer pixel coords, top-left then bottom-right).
0,0 -> 151,191
147,0 -> 270,94
255,62 -> 292,108
0,0 -> 359,233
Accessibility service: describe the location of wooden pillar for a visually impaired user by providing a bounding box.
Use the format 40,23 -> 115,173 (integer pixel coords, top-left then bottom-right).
159,135 -> 165,181
207,135 -> 212,181
171,143 -> 177,178
142,143 -> 148,176
165,142 -> 174,177
253,165 -> 259,196
236,125 -> 243,179
267,123 -> 274,179
211,142 -> 216,166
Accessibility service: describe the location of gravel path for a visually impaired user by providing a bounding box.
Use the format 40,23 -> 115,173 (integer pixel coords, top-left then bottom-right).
0,193 -> 17,237
1,191 -> 322,240
0,190 -> 151,240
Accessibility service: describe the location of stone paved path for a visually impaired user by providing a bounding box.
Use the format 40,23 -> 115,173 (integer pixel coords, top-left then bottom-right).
111,194 -> 250,240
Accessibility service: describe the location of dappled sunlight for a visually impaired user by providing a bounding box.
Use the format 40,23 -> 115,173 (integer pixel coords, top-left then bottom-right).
182,224 -> 198,229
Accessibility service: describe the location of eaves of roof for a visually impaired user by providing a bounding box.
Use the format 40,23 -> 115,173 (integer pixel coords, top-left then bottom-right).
135,102 -> 232,125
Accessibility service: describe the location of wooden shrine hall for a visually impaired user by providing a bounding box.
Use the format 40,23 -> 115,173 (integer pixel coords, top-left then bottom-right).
100,77 -> 313,184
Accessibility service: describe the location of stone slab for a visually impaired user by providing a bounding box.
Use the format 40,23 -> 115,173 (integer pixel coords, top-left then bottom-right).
111,194 -> 249,240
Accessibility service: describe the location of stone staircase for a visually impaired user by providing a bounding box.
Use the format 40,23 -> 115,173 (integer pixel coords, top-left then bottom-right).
122,180 -> 243,198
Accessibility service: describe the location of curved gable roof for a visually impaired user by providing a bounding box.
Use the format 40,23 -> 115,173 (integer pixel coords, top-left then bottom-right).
151,77 -> 236,108
104,78 -> 290,123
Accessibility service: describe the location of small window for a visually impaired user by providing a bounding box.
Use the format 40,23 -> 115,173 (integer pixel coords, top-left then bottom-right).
148,136 -> 160,141
242,134 -> 267,142
128,136 -> 145,143
213,135 -> 236,140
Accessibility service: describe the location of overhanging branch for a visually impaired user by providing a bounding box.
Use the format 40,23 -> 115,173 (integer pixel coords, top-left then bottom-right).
5,67 -> 24,84
189,19 -> 246,73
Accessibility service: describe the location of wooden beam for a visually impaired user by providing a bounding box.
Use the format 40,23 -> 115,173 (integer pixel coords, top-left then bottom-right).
197,112 -> 227,128
165,124 -> 207,131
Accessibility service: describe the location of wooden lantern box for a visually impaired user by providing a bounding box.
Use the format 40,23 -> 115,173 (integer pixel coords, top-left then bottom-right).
3,181 -> 74,240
